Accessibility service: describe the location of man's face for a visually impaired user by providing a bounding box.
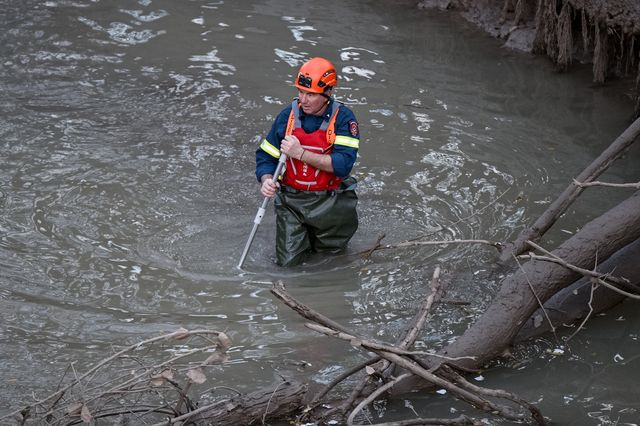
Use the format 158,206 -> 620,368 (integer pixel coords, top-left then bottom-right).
298,89 -> 328,115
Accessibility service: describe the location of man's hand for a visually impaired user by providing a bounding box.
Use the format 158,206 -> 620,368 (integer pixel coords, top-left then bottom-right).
260,174 -> 279,198
280,135 -> 304,160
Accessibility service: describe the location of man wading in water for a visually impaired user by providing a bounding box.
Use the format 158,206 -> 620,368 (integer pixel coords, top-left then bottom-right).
255,57 -> 361,266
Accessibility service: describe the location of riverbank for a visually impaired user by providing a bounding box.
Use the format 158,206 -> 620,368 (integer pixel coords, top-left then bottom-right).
419,0 -> 640,118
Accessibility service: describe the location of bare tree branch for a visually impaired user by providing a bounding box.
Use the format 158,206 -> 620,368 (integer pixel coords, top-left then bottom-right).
2,329 -> 225,425
524,240 -> 633,288
304,323 -> 474,361
565,280 -> 598,343
271,281 -> 352,334
573,179 -> 640,189
347,373 -> 412,425
308,357 -> 382,406
367,238 -> 503,253
512,253 -> 560,342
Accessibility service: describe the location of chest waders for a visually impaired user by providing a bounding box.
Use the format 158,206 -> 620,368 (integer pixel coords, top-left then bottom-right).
274,183 -> 358,267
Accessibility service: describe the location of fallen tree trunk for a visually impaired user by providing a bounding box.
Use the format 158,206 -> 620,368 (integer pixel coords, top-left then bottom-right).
392,190 -> 640,394
186,380 -> 306,426
515,238 -> 640,342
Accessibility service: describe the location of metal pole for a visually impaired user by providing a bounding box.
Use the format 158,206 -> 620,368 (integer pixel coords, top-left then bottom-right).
237,154 -> 287,269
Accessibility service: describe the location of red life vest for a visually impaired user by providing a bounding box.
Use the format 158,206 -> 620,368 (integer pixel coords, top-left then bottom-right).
282,100 -> 341,191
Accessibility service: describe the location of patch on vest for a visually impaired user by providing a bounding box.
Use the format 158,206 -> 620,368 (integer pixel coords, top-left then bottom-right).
349,120 -> 359,137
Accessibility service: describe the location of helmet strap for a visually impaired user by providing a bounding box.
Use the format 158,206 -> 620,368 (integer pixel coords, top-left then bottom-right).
322,87 -> 333,102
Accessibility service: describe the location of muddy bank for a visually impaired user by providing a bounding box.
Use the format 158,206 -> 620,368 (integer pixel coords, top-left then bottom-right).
419,0 -> 640,117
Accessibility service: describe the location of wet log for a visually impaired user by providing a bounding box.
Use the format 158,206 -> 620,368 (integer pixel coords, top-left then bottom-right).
515,238 -> 640,341
391,191 -> 640,394
500,116 -> 640,261
183,380 -> 306,426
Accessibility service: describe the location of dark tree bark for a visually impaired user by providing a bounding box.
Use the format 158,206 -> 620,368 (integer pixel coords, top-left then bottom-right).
188,380 -> 306,426
515,238 -> 640,341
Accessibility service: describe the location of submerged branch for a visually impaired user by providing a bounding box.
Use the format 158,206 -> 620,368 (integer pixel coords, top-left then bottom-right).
304,323 -> 475,362
362,238 -> 503,256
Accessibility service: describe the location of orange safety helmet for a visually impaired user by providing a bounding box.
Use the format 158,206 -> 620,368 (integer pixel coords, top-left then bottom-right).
294,57 -> 338,94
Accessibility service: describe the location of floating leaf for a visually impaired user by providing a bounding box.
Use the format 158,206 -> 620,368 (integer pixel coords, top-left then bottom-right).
80,405 -> 92,423
187,367 -> 206,384
172,327 -> 190,340
67,402 -> 83,416
150,369 -> 173,386
365,366 -> 376,375
217,332 -> 232,351
150,376 -> 165,387
203,352 -> 229,366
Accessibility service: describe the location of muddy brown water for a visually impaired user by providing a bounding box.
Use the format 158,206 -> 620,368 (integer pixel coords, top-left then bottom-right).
1,0 -> 639,424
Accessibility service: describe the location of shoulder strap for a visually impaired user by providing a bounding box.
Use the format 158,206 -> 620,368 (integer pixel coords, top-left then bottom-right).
285,100 -> 300,136
324,102 -> 340,145
286,99 -> 340,143
319,101 -> 339,131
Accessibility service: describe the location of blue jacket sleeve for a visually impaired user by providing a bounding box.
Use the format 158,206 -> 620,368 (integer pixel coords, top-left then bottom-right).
330,106 -> 360,178
255,107 -> 291,182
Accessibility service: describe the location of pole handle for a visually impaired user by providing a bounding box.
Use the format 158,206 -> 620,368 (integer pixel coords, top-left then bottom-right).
237,154 -> 288,269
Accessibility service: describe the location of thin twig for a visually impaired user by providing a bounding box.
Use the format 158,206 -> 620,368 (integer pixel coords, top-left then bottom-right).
396,266 -> 442,349
305,324 -> 475,361
360,233 -> 386,258
573,179 -> 640,189
308,356 -> 382,406
373,239 -> 503,253
357,186 -> 510,258
347,373 -> 412,425
98,344 -> 218,407
271,281 -> 352,334
524,240 -> 632,287
379,353 -> 527,422
339,372 -> 375,417
2,329 -> 222,423
441,366 -> 546,425
593,277 -> 640,299
262,380 -> 284,425
565,280 -> 598,343
512,253 -> 560,342
379,267 -> 445,383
